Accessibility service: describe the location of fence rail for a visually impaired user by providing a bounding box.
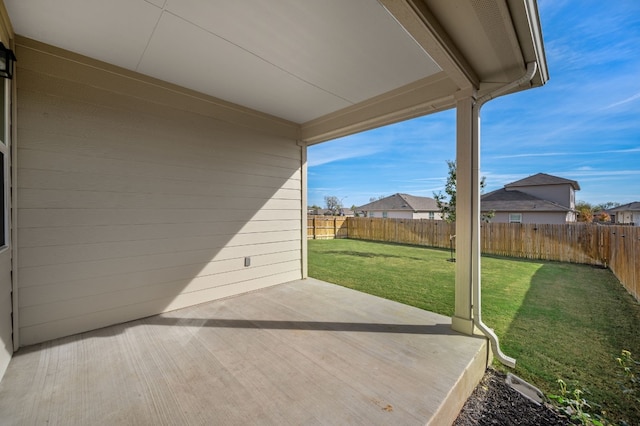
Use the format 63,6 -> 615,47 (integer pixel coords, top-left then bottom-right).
307,216 -> 639,301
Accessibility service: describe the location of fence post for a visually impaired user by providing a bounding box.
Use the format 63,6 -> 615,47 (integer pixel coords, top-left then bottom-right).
313,216 -> 317,240
395,219 -> 398,243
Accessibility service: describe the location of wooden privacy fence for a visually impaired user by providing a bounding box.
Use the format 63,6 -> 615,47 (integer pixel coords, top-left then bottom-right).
307,216 -> 348,240
346,217 -> 455,249
308,217 -> 639,301
481,223 -> 639,301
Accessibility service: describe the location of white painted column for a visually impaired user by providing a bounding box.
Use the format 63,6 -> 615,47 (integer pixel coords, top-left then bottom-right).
451,92 -> 480,335
300,142 -> 308,279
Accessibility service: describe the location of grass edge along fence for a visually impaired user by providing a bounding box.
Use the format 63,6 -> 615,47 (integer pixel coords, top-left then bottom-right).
307,216 -> 639,301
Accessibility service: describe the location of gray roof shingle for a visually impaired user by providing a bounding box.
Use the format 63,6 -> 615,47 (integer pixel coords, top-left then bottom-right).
481,188 -> 571,212
357,193 -> 439,211
505,172 -> 580,190
609,201 -> 640,212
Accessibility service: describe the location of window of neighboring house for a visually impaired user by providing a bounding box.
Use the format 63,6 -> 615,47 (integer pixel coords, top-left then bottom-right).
570,189 -> 575,208
509,213 -> 522,223
382,211 -> 388,218
429,212 -> 434,220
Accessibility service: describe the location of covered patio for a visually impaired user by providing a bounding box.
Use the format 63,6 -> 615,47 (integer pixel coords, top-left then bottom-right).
0,1 -> 547,422
0,278 -> 487,425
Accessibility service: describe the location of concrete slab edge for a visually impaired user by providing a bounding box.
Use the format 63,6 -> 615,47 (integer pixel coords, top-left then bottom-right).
427,337 -> 489,426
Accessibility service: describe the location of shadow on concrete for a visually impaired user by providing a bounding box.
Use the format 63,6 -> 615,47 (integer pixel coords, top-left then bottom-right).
143,316 -> 460,335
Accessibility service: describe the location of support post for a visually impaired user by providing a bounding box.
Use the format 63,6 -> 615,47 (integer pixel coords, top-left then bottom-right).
451,92 -> 479,335
300,142 -> 308,278
451,64 -> 537,366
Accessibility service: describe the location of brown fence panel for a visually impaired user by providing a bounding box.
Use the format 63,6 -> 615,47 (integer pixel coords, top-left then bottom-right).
633,227 -> 640,300
345,217 -> 455,248
307,217 -> 314,239
335,217 -> 349,239
607,226 -> 639,301
480,223 -> 611,265
307,216 -> 348,240
346,217 -> 389,242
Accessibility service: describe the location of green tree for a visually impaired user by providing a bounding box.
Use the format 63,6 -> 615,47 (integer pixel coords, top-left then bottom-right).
577,201 -> 619,223
433,160 -> 457,222
593,201 -> 620,211
433,160 -> 491,223
324,196 -> 342,215
576,200 -> 594,223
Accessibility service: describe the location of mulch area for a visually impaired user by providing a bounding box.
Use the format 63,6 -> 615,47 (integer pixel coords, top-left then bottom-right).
454,368 -> 571,426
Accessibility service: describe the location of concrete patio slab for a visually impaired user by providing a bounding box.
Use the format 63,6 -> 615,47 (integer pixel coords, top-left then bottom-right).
0,278 -> 488,425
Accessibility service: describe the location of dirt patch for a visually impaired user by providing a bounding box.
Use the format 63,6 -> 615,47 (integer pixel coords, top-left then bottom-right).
454,368 -> 571,426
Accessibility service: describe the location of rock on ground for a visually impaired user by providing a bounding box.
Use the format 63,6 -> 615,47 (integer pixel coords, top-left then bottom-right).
454,368 -> 571,426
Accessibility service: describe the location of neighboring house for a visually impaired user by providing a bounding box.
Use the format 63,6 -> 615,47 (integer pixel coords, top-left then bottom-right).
338,209 -> 356,217
308,208 -> 329,215
0,1 -> 548,382
609,202 -> 640,225
307,208 -> 354,217
357,193 -> 442,220
481,173 -> 580,224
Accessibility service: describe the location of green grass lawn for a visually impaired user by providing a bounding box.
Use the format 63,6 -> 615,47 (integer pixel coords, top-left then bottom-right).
308,239 -> 640,425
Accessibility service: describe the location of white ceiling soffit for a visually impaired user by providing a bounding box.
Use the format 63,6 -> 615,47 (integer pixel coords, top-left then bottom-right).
5,0 -> 442,124
425,0 -> 536,87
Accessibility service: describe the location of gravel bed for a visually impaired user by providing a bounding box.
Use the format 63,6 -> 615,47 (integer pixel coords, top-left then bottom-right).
454,368 -> 571,426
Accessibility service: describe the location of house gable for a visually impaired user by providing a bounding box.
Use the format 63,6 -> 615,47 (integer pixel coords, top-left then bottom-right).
357,193 -> 441,219
482,173 -> 579,224
610,201 -> 640,225
609,201 -> 640,212
505,172 -> 580,190
481,188 -> 570,212
503,172 -> 578,210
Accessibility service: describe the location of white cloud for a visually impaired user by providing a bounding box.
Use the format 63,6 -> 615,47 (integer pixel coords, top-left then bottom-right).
308,143 -> 385,167
565,169 -> 640,178
490,147 -> 640,160
603,92 -> 640,110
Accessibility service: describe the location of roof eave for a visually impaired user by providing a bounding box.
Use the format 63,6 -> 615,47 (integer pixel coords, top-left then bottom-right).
303,0 -> 549,145
509,0 -> 549,87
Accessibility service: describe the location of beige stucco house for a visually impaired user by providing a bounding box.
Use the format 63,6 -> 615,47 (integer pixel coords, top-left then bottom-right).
0,0 -> 548,385
610,202 -> 640,226
358,193 -> 442,219
482,173 -> 580,224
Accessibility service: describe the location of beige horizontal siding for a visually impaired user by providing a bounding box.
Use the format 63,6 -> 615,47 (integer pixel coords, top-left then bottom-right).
19,149 -> 301,190
20,247 -> 301,305
18,207 -> 300,228
18,234 -> 300,267
19,269 -> 301,346
19,232 -> 301,287
16,41 -> 303,346
0,250 -> 11,379
19,260 -> 301,325
18,220 -> 300,247
16,36 -> 299,141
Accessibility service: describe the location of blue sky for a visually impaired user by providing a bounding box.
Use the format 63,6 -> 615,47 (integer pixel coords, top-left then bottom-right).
308,0 -> 640,209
